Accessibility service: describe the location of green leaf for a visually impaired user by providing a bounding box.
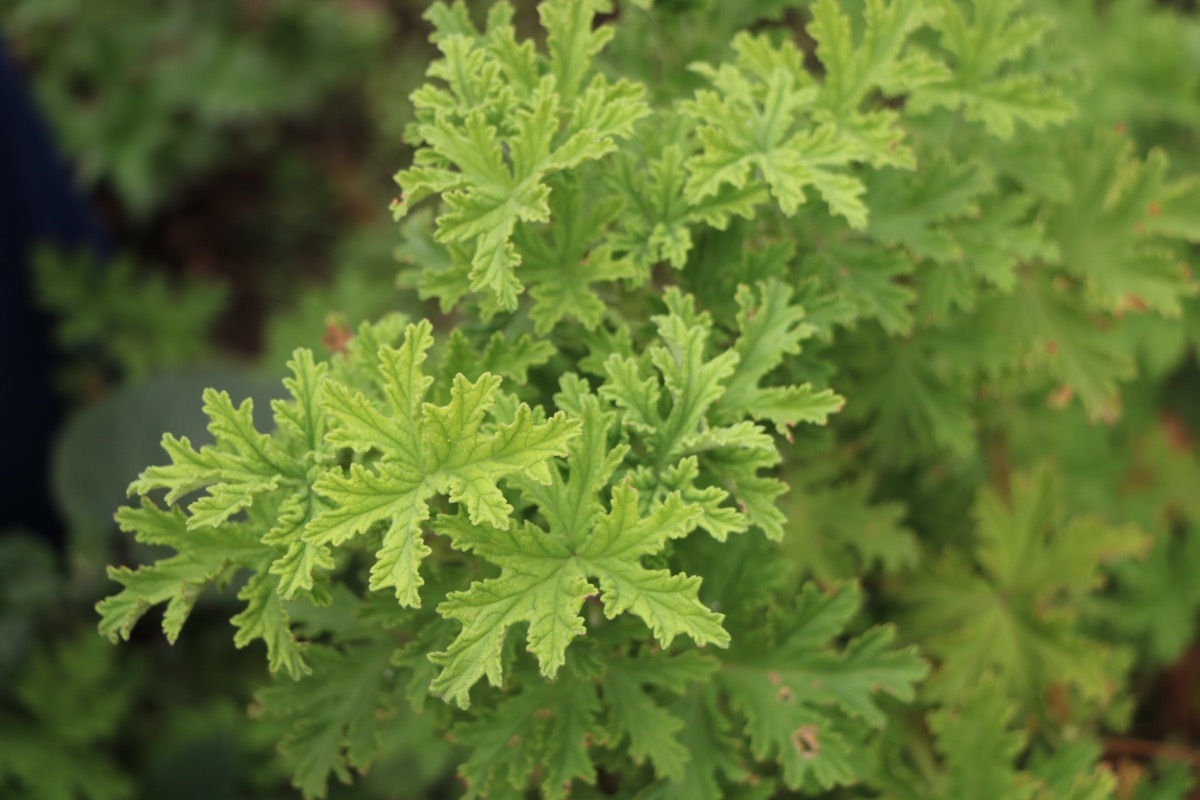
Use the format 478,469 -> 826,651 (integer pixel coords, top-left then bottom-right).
1103,525 -> 1200,664
924,677 -> 1036,800
805,0 -> 947,183
806,242 -> 917,334
971,272 -> 1137,422
1049,131 -> 1198,318
306,320 -> 579,606
1145,174 -> 1200,244
909,0 -> 1074,139
894,691 -> 1117,800
31,247 -> 225,380
780,472 -> 918,581
395,4 -> 647,309
98,502 -> 262,644
601,650 -> 717,780
328,314 -> 411,395
646,292 -> 742,464
846,335 -> 975,465
865,156 -> 993,261
905,465 -> 1145,713
429,388 -> 726,707
255,639 -> 396,799
1028,740 -> 1118,800
912,192 -> 1053,319
454,667 -> 601,800
719,582 -> 928,792
715,279 -> 844,434
514,173 -> 638,333
643,683 -> 748,800
609,144 -> 704,272
1133,762 -> 1194,800
684,34 -> 875,226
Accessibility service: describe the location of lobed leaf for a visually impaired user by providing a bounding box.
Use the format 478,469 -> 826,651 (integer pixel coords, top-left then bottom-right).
429,387 -> 726,707
305,321 -> 579,607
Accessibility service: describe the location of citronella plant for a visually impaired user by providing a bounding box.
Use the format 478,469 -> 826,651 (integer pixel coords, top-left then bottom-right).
100,1 -> 1200,798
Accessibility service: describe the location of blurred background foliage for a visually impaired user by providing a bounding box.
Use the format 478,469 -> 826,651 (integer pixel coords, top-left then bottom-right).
0,0 -> 461,796
1,0 -> 1200,797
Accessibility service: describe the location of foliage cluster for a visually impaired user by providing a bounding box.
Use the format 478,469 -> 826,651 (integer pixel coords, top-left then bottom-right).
5,0 -> 1200,798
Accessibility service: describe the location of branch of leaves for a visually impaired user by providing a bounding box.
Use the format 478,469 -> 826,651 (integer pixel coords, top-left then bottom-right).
98,281 -> 840,693
97,316 -> 577,678
97,348 -> 337,680
393,0 -> 649,311
598,284 -> 844,541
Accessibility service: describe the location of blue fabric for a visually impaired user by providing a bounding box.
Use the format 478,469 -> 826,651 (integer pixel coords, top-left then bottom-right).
0,41 -> 110,541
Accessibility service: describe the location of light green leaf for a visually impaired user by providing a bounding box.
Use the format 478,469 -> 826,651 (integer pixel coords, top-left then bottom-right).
429,389 -> 725,707
395,3 -> 647,308
716,280 -> 844,433
684,36 -> 875,225
129,389 -> 289,527
541,0 -> 613,106
307,321 -> 580,606
98,502 -> 263,645
232,567 -> 310,679
809,0 -> 946,118
273,349 -> 330,454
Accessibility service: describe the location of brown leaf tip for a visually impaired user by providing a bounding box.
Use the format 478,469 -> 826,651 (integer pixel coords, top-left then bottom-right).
791,724 -> 820,759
